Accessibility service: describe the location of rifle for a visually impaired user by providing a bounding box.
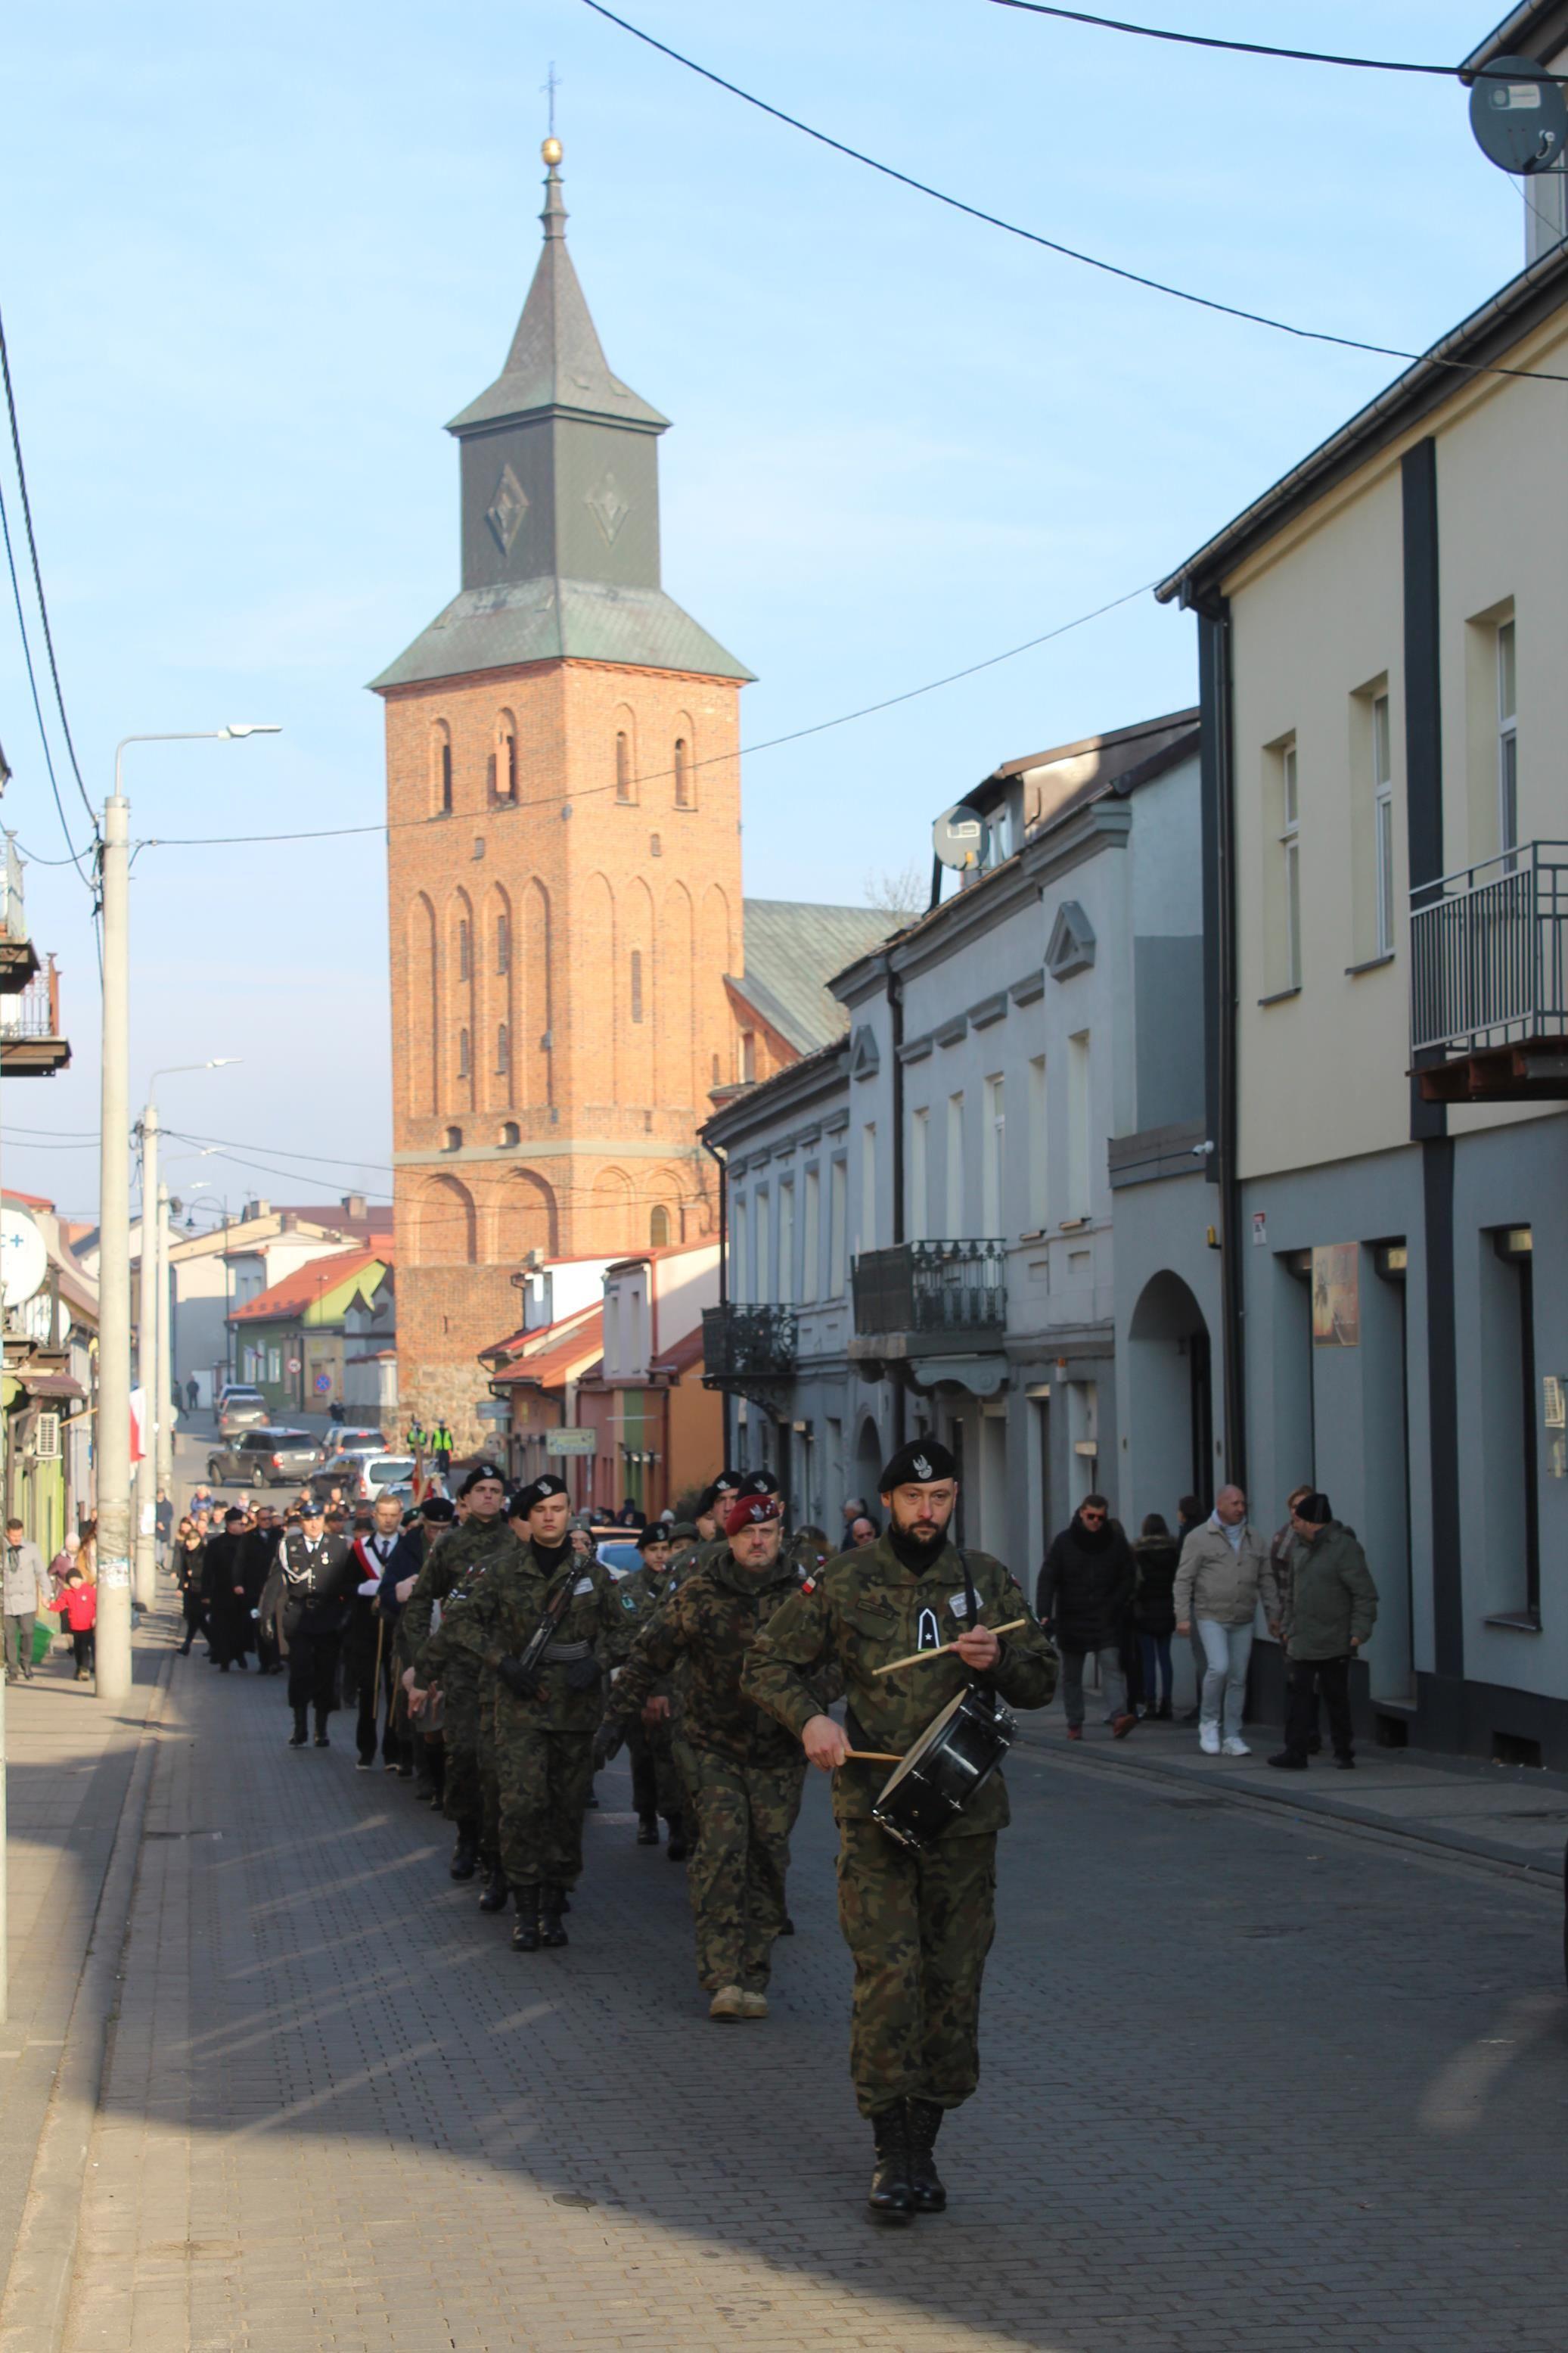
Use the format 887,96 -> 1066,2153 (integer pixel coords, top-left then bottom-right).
489,1562 -> 580,1695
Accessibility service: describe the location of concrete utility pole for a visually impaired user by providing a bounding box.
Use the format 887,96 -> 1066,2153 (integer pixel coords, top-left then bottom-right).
95,791 -> 133,1705
98,729 -> 279,1707
155,1180 -> 172,1513
133,1101 -> 159,1609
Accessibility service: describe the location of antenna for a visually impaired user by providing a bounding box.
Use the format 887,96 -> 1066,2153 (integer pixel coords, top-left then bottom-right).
932,803 -> 989,872
1469,55 -> 1568,176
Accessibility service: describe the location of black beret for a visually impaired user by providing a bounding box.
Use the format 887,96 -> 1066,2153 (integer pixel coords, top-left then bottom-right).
420,1496 -> 456,1523
635,1522 -> 670,1550
878,1438 -> 958,1491
736,1469 -> 783,1502
458,1462 -> 506,1497
510,1474 -> 570,1518
697,1475 -> 741,1514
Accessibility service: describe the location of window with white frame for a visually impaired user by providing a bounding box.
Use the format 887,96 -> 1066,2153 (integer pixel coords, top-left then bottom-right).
982,1075 -> 1005,1236
1498,617 -> 1518,857
731,1195 -> 749,1305
1373,691 -> 1395,958
778,1180 -> 796,1307
1067,1030 -> 1091,1220
801,1167 -> 820,1303
945,1093 -> 964,1235
828,1159 -> 847,1296
860,1124 -> 876,1256
1027,1055 -> 1048,1230
1281,739 -> 1302,988
909,1107 -> 930,1242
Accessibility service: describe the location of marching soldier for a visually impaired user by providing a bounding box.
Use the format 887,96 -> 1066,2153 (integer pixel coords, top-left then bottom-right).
399,1462 -> 513,1881
411,1475 -> 622,1954
382,1493 -> 455,1799
612,1522 -> 688,1858
744,1439 -> 1057,2223
259,1498 -> 359,1748
596,1494 -> 818,2022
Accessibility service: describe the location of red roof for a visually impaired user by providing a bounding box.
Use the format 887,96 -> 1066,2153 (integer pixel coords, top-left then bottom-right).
490,1307 -> 604,1394
229,1245 -> 391,1324
650,1324 -> 706,1378
3,1188 -> 53,1211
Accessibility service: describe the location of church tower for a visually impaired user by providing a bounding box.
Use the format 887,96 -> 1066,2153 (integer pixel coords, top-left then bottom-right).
373,140 -> 751,1444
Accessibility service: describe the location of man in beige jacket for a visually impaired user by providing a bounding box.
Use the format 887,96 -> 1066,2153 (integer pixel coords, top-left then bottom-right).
1173,1487 -> 1279,1758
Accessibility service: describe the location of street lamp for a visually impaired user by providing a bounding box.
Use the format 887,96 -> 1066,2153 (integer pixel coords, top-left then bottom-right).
134,1067 -> 240,1606
97,728 -> 279,1707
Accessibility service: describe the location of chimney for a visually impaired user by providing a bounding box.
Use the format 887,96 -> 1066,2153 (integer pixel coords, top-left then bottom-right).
342,1192 -> 367,1220
241,1197 -> 270,1222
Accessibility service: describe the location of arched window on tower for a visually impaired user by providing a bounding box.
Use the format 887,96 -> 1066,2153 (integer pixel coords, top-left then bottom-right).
432,725 -> 453,816
630,949 -> 644,1024
495,1022 -> 510,1075
496,913 -> 510,974
440,739 -> 453,812
615,730 -> 633,802
650,1204 -> 671,1247
673,738 -> 691,808
458,1028 -> 471,1080
458,920 -> 471,981
490,713 -> 518,804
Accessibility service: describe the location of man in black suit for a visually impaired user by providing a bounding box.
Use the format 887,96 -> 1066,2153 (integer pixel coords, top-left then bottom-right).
261,1499 -> 358,1749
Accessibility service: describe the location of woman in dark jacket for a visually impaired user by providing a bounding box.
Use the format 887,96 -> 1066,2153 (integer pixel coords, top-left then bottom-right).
1133,1512 -> 1180,1720
174,1522 -> 208,1656
1035,1497 -> 1138,1739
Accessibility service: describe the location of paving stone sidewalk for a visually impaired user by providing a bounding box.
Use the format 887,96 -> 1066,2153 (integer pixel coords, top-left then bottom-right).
32,1627 -> 1568,2353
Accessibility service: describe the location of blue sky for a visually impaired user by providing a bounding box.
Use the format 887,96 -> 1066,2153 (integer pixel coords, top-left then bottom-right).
0,0 -> 1529,1216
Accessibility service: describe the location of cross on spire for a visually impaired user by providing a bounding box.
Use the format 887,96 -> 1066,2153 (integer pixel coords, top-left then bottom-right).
542,61 -> 560,138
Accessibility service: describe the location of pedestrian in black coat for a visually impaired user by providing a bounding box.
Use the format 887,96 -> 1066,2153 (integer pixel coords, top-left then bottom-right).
259,1502 -> 358,1748
1035,1497 -> 1138,1739
1133,1515 -> 1180,1719
201,1511 -> 253,1671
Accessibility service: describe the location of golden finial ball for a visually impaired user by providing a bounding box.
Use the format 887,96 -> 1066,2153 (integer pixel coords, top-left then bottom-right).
542,137 -> 563,166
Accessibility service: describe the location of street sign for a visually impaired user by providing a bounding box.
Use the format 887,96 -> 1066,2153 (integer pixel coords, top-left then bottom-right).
546,1427 -> 595,1456
475,1401 -> 509,1423
287,1357 -> 302,1374
313,1372 -> 332,1395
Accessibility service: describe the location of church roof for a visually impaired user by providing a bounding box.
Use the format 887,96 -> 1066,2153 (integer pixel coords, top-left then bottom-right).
734,900 -> 896,1056
446,164 -> 667,436
372,575 -> 751,691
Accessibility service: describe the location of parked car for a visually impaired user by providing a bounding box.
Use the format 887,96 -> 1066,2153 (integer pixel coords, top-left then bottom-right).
309,1452 -> 416,1504
216,1385 -> 269,1434
595,1534 -> 643,1580
207,1427 -> 320,1488
313,1425 -> 390,1469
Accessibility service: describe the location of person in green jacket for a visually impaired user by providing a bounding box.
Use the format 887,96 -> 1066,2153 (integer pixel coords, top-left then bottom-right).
1267,1490 -> 1378,1773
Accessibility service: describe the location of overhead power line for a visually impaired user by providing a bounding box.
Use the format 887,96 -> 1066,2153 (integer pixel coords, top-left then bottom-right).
0,477 -> 98,895
982,2 -> 1568,82
576,0 -> 1568,385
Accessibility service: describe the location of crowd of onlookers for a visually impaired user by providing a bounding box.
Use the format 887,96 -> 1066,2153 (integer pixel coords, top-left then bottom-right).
3,1517 -> 100,1683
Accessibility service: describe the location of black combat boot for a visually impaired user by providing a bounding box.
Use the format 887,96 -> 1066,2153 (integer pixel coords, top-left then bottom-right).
636,1813 -> 660,1845
477,1858 -> 510,1913
867,2105 -> 915,2224
538,1884 -> 569,1947
905,2100 -> 947,2212
288,1708 -> 308,1748
313,1710 -> 331,1748
666,1814 -> 688,1862
511,1885 -> 541,1953
449,1822 -> 480,1881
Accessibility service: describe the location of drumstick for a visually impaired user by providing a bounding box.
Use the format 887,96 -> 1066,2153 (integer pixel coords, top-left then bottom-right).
840,1748 -> 904,1764
871,1616 -> 1028,1676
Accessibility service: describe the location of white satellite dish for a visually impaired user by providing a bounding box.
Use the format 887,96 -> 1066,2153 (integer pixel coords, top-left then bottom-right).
1,1208 -> 47,1309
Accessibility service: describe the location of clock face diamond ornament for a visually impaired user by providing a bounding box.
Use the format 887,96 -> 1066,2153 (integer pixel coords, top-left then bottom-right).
486,463 -> 529,556
585,468 -> 630,545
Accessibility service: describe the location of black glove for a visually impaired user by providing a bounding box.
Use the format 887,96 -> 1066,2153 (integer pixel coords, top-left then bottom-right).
564,1654 -> 602,1693
496,1653 -> 541,1700
591,1720 -> 623,1771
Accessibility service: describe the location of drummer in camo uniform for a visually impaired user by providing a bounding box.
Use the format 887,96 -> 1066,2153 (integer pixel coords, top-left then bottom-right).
596,1494 -> 823,2021
399,1462 -> 513,1883
744,1438 -> 1057,2225
612,1521 -> 689,1859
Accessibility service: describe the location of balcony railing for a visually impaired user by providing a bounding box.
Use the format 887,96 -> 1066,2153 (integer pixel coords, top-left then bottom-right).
1411,841 -> 1568,1055
703,1301 -> 798,1381
0,958 -> 61,1040
852,1239 -> 1007,1338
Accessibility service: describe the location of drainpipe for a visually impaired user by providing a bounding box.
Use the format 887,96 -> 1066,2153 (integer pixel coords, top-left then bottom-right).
887,956 -> 907,1450
1197,594 -> 1245,1490
700,1133 -> 732,1469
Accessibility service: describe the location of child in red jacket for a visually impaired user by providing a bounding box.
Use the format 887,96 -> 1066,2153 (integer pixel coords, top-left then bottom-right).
48,1571 -> 96,1680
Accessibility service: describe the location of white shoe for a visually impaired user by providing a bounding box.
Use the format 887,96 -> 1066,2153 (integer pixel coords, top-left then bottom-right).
1222,1736 -> 1251,1758
1199,1722 -> 1221,1756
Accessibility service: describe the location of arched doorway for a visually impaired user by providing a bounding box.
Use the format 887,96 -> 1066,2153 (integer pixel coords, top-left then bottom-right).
1128,1271 -> 1214,1524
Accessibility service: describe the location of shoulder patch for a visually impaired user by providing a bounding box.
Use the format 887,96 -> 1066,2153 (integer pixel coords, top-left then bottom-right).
800,1575 -> 815,1595
620,1592 -> 638,1611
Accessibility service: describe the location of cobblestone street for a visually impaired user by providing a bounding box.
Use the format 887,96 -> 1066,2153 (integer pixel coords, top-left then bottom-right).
17,1622 -> 1568,2353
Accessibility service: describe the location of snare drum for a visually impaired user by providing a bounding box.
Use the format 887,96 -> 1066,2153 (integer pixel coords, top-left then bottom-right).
871,1686 -> 1017,1851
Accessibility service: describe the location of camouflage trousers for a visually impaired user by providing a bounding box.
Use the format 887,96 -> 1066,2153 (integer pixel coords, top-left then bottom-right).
836,1821 -> 997,2119
497,1727 -> 597,1889
679,1747 -> 805,1994
627,1714 -> 683,1823
440,1684 -> 482,1829
477,1699 -> 501,1863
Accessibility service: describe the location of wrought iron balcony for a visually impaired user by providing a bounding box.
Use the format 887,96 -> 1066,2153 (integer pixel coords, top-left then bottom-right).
1411,843 -> 1568,1100
702,1301 -> 797,1382
852,1239 -> 1007,1338
0,956 -> 68,1076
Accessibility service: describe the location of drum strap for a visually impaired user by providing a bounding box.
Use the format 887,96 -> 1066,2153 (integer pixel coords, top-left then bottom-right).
957,1547 -> 998,1718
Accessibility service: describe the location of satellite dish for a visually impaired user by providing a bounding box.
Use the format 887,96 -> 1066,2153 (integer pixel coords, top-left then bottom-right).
1470,56 -> 1568,176
933,804 -> 988,871
1,1208 -> 48,1309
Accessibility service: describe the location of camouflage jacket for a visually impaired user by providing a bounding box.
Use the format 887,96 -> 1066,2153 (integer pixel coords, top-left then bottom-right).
400,1512 -> 514,1698
608,1546 -> 818,1769
742,1531 -> 1058,1833
415,1538 -> 623,1733
609,1562 -> 681,1661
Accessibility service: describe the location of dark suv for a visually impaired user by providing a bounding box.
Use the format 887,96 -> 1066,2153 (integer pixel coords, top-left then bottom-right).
206,1427 -> 320,1489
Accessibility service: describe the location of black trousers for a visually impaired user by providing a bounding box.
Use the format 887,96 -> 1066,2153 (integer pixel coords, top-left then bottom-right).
1284,1653 -> 1353,1761
356,1646 -> 397,1764
287,1629 -> 342,1718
